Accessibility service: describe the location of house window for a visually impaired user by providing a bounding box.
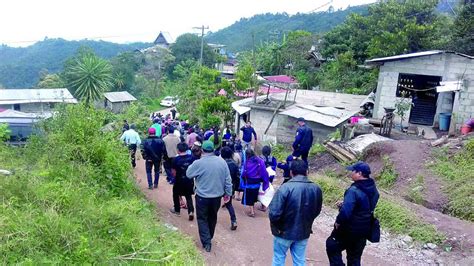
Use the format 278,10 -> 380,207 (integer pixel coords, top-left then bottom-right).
13,104 -> 21,111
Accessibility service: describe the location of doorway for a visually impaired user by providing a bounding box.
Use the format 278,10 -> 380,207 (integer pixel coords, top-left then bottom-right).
397,74 -> 442,126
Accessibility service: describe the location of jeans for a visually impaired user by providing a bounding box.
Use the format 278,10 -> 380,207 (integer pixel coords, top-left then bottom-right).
173,185 -> 194,214
242,141 -> 251,150
195,195 -> 221,247
224,198 -> 236,223
128,144 -> 137,168
272,236 -> 308,266
326,233 -> 366,266
145,160 -> 160,188
163,157 -> 174,183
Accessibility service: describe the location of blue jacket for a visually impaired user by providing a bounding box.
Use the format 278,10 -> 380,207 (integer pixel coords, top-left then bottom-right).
240,126 -> 257,143
269,175 -> 323,241
277,155 -> 295,178
292,125 -> 313,152
336,178 -> 379,238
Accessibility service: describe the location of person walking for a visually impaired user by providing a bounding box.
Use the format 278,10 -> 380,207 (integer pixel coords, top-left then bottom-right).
163,128 -> 181,184
240,121 -> 257,150
269,160 -> 323,266
292,117 -> 313,165
151,118 -> 162,138
120,124 -> 141,168
141,127 -> 166,189
170,142 -> 195,221
170,108 -> 177,120
186,141 -> 233,252
326,161 -> 379,266
241,148 -> 269,217
186,128 -> 198,148
220,146 -> 239,230
261,145 -> 277,183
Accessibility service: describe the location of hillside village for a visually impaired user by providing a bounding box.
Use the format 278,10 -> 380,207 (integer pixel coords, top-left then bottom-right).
1,0 -> 473,265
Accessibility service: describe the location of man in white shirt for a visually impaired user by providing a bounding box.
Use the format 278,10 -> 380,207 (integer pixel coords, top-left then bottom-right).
120,124 -> 142,168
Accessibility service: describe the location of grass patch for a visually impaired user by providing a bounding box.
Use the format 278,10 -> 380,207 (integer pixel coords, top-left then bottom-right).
429,139 -> 474,221
141,97 -> 167,112
375,156 -> 398,189
0,104 -> 202,264
407,174 -> 425,205
311,175 -> 445,244
309,143 -> 326,156
270,143 -> 291,162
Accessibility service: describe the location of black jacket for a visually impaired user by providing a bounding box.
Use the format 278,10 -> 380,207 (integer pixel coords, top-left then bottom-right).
335,178 -> 379,238
269,175 -> 323,241
141,136 -> 166,161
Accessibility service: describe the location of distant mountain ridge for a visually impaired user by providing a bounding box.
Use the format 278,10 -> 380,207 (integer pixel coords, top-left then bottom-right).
205,5 -> 369,52
0,38 -> 150,88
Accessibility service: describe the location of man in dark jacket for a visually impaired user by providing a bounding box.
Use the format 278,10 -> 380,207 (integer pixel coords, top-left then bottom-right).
221,146 -> 239,230
326,161 -> 379,266
141,127 -> 166,189
240,121 -> 257,150
292,117 -> 313,165
269,160 -> 323,266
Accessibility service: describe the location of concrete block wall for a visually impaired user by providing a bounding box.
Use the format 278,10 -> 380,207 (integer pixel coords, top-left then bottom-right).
373,53 -> 474,128
249,109 -> 279,142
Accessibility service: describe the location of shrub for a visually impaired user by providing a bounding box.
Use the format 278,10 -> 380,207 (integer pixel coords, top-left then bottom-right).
0,104 -> 202,264
430,141 -> 474,221
376,156 -> 398,189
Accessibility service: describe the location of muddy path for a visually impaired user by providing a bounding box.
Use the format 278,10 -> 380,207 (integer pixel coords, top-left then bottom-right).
132,161 -> 449,265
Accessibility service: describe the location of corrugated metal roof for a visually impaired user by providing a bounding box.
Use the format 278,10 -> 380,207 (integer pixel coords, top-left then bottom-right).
281,104 -> 358,127
103,91 -> 137,103
365,50 -> 474,64
0,109 -> 46,124
231,97 -> 253,114
0,88 -> 77,105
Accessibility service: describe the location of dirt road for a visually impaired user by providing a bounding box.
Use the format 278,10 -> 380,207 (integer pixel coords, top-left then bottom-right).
133,161 -> 434,265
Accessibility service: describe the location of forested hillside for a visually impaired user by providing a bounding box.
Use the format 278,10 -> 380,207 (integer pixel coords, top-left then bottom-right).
205,5 -> 369,52
0,39 -> 150,88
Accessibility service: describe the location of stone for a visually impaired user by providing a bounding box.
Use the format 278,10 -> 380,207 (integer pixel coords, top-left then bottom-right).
402,236 -> 413,243
427,243 -> 437,249
422,250 -> 436,257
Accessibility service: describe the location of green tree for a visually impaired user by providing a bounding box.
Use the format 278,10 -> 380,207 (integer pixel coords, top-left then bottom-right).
448,3 -> 474,55
37,73 -> 66,88
110,52 -> 140,92
137,46 -> 175,98
170,33 -> 217,71
318,0 -> 445,94
197,96 -> 233,129
64,52 -> 113,105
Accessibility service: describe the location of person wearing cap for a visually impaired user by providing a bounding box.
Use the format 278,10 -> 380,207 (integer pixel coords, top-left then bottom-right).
163,127 -> 181,184
141,127 -> 166,189
326,161 -> 380,266
186,140 -> 233,252
292,117 -> 313,165
120,123 -> 141,168
269,160 -> 322,266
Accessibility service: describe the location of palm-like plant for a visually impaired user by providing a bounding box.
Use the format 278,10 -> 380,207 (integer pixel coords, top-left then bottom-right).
67,53 -> 113,105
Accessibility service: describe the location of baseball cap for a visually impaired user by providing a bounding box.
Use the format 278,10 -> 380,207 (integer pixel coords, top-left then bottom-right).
346,161 -> 371,177
148,127 -> 156,135
202,140 -> 215,152
297,117 -> 305,122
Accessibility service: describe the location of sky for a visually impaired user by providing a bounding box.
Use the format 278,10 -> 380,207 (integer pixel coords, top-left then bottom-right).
0,0 -> 376,47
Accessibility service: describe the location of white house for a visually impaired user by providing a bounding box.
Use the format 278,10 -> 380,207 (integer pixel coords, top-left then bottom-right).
0,88 -> 77,115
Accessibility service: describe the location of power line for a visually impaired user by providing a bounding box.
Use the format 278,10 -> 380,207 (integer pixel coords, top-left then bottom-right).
192,25 -> 209,66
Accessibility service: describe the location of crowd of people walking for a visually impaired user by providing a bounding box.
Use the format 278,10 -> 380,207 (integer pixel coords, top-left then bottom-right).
120,110 -> 380,265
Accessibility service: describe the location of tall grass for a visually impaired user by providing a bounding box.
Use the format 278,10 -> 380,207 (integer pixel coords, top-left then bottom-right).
430,139 -> 474,221
0,104 -> 202,264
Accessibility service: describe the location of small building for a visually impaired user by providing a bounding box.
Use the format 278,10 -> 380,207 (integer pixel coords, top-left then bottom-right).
103,91 -> 137,113
232,90 -> 370,145
0,88 -> 77,115
366,50 -> 474,129
153,32 -> 174,48
0,109 -> 49,142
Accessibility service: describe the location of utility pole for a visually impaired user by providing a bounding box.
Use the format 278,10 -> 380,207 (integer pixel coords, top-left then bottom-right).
193,25 -> 209,66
